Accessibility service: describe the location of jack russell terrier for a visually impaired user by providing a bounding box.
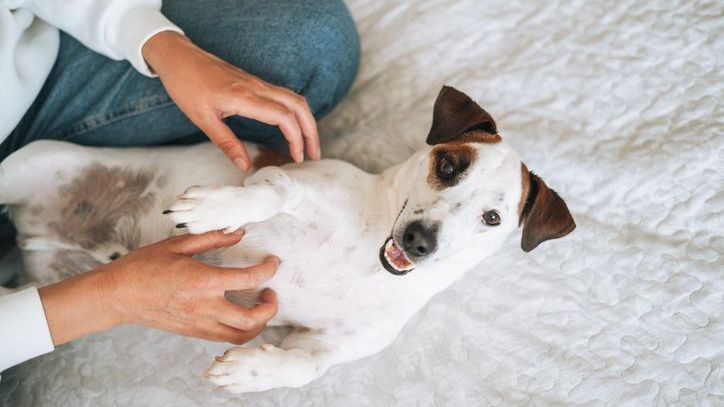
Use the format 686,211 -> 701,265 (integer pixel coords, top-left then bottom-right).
0,86 -> 575,393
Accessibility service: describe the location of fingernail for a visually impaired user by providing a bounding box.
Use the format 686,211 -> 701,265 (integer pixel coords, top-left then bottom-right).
230,228 -> 245,236
315,145 -> 322,160
233,157 -> 249,172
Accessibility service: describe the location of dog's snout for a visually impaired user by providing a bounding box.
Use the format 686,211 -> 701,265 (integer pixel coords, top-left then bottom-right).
402,221 -> 438,258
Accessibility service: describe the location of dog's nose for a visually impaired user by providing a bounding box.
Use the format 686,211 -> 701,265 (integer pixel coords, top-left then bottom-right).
402,221 -> 438,258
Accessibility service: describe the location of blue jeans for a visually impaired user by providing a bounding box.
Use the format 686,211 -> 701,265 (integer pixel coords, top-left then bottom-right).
0,0 -> 359,255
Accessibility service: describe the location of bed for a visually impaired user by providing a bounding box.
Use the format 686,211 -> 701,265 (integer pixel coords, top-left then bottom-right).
1,0 -> 722,405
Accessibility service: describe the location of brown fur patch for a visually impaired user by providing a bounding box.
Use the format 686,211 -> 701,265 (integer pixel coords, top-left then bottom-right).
427,143 -> 478,190
518,163 -> 531,222
48,163 -> 156,250
252,147 -> 292,169
449,131 -> 502,145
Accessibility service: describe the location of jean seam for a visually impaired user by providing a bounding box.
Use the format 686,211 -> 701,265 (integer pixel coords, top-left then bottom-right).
55,94 -> 176,142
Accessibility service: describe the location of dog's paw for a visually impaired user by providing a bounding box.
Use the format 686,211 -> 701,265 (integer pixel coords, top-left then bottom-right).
164,185 -> 280,234
205,344 -> 319,393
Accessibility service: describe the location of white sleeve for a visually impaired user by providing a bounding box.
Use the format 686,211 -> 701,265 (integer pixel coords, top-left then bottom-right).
0,287 -> 55,376
26,0 -> 184,76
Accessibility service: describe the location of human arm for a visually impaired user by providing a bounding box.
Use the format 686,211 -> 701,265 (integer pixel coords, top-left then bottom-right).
26,0 -> 182,76
0,230 -> 278,373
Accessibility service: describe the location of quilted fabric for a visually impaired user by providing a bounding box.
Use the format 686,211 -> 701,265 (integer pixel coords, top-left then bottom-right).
1,0 -> 722,405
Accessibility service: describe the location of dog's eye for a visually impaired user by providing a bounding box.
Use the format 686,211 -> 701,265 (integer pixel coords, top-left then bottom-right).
437,157 -> 455,179
482,210 -> 501,226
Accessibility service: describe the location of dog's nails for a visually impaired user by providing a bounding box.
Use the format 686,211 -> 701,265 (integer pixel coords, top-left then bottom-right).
175,223 -> 188,229
162,209 -> 173,214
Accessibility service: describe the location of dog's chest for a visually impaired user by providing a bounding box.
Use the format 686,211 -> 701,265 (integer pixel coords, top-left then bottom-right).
246,213 -> 388,325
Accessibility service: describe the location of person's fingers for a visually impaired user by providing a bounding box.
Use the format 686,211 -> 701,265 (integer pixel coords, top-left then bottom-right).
219,323 -> 266,345
198,116 -> 251,171
261,86 -> 320,160
230,96 -> 305,163
170,229 -> 244,256
188,321 -> 254,344
212,257 -> 279,291
214,290 -> 278,331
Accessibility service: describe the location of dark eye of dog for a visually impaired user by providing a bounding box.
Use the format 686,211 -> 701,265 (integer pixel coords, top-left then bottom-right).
482,210 -> 501,226
437,157 -> 455,179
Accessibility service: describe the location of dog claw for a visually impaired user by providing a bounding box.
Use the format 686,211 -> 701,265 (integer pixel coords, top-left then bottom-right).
162,209 -> 173,214
175,223 -> 188,229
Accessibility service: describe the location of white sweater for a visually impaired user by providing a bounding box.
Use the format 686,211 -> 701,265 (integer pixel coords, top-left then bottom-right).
0,0 -> 182,141
0,0 -> 181,375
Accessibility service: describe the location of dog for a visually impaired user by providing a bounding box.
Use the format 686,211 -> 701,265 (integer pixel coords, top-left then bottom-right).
0,86 -> 575,393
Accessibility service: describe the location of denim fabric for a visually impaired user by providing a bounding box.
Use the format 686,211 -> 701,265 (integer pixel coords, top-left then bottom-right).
0,0 -> 359,268
1,0 -> 360,160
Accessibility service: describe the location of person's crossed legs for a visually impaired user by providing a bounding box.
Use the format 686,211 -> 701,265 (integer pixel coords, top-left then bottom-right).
3,0 -> 359,158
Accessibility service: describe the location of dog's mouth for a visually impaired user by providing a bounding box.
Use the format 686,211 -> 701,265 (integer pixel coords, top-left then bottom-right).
379,236 -> 415,275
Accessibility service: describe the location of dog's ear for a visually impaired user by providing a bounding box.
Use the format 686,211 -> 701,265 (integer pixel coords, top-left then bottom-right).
519,171 -> 575,252
426,85 -> 497,145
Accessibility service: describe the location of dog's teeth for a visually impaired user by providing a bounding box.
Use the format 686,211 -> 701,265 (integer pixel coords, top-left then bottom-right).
384,238 -> 414,272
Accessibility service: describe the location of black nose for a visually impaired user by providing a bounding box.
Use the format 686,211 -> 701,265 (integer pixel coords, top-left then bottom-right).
402,221 -> 438,258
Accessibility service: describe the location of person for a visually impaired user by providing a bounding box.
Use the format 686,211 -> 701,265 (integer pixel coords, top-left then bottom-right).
0,0 -> 360,374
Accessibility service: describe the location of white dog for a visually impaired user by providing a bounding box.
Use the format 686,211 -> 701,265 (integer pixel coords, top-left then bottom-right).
0,86 -> 575,393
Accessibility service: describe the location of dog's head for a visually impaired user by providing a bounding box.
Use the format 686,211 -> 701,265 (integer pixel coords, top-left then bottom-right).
379,86 -> 575,275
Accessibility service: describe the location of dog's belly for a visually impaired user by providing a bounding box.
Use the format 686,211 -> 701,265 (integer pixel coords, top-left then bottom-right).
216,210 -> 397,329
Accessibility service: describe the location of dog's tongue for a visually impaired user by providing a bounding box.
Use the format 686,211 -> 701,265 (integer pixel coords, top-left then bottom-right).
385,239 -> 414,271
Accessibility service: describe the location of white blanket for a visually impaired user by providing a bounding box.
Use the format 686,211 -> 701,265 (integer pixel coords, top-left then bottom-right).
1,0 -> 722,405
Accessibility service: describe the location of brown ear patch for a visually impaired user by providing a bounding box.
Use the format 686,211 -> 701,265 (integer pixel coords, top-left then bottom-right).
252,147 -> 292,169
427,143 -> 478,190
519,170 -> 576,252
518,163 -> 532,221
426,86 -> 498,145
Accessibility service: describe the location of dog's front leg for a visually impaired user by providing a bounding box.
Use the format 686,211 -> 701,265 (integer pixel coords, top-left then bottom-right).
166,167 -> 299,234
205,326 -> 398,393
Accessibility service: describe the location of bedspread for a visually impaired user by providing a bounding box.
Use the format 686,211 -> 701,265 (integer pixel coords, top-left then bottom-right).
1,0 -> 722,405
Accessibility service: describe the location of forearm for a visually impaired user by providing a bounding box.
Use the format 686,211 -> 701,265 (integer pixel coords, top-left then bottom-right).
38,269 -> 119,346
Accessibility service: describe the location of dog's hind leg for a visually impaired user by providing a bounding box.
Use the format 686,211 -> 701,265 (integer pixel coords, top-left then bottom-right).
165,166 -> 298,234
205,325 -> 400,393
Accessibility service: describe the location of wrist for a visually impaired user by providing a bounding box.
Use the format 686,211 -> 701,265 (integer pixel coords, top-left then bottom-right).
38,268 -> 121,346
142,30 -> 192,75
94,266 -> 125,326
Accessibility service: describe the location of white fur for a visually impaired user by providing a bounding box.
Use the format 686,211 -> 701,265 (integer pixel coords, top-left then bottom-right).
0,137 -> 523,393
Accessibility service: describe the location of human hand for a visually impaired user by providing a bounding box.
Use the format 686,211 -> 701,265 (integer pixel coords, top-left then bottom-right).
141,31 -> 320,171
39,230 -> 279,345
99,230 -> 278,343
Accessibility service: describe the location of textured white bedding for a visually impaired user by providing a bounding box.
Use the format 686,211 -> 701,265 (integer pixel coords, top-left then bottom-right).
1,0 -> 722,405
